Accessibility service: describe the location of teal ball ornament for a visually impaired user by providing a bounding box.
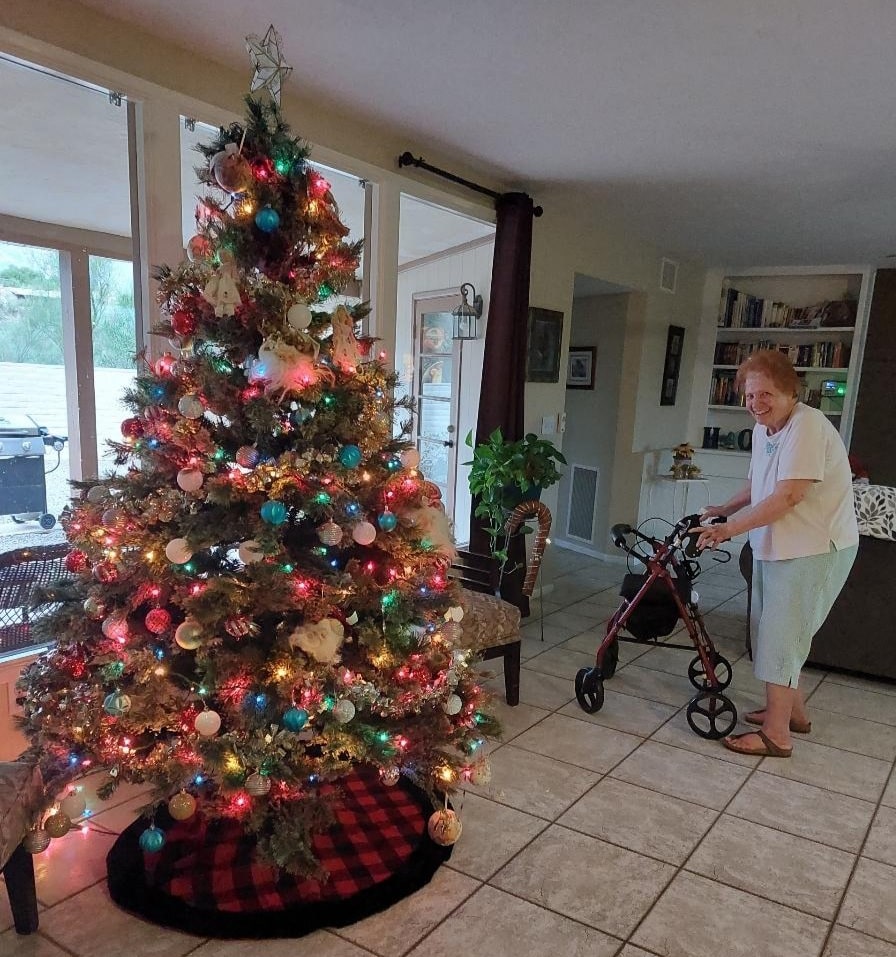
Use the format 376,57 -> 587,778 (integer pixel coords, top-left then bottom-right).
378,510 -> 398,532
138,826 -> 166,853
283,707 -> 309,732
103,691 -> 132,717
255,206 -> 280,232
260,500 -> 288,525
338,444 -> 362,468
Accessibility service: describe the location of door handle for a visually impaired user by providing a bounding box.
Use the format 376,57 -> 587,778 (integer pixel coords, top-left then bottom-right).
442,440 -> 455,448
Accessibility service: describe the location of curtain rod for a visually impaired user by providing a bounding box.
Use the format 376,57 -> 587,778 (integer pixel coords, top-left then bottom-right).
397,152 -> 543,217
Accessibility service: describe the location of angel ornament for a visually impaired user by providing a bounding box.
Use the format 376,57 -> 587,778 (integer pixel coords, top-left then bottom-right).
330,305 -> 363,371
202,250 -> 241,317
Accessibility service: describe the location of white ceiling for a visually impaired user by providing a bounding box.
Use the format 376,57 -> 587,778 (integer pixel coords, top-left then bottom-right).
7,1 -> 896,266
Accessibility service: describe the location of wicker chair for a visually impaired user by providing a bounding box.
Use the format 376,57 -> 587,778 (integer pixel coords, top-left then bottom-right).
0,762 -> 43,934
0,543 -> 71,657
450,502 -> 552,706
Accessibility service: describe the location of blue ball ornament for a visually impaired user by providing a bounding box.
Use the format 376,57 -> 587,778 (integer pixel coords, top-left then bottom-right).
260,500 -> 288,525
255,206 -> 280,232
283,707 -> 309,732
378,511 -> 398,532
139,826 -> 166,853
338,444 -> 362,468
386,456 -> 402,472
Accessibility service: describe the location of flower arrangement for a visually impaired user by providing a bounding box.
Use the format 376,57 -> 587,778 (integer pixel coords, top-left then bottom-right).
669,442 -> 701,480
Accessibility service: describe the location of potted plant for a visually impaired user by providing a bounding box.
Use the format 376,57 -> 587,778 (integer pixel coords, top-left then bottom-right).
465,428 -> 567,561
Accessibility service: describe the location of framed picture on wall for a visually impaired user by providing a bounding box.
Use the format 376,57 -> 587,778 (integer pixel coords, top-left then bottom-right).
660,324 -> 685,406
526,308 -> 564,383
566,346 -> 596,389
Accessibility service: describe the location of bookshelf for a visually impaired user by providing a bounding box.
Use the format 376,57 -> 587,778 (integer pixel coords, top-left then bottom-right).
704,267 -> 874,453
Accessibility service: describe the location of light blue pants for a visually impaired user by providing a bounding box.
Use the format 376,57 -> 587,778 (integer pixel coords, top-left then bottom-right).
751,543 -> 858,687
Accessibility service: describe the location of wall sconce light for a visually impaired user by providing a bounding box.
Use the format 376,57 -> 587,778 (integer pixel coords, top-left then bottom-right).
452,283 -> 483,340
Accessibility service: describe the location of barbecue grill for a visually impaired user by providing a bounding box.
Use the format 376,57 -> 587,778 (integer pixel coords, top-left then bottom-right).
0,414 -> 66,529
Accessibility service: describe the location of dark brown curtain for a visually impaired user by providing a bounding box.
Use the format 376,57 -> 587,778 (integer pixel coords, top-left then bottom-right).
469,192 -> 536,612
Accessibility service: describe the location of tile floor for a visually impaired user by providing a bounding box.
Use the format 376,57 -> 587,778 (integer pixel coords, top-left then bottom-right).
3,547 -> 896,957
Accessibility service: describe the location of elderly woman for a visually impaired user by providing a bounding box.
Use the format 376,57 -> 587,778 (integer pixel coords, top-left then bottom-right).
697,350 -> 858,757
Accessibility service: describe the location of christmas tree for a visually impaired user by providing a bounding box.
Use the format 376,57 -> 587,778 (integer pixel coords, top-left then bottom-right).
16,50 -> 494,878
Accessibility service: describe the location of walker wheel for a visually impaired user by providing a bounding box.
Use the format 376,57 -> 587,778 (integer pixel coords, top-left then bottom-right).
575,668 -> 605,714
686,690 -> 737,739
687,652 -> 732,691
599,639 -> 620,679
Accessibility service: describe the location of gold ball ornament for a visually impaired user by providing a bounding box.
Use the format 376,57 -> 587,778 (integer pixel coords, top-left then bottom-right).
245,772 -> 272,796
168,791 -> 197,821
44,812 -> 72,838
427,808 -> 462,846
23,828 -> 51,854
317,521 -> 343,546
332,698 -> 356,724
174,619 -> 203,650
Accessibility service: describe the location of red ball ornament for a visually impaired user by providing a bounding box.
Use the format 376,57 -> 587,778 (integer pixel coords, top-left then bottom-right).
65,550 -> 89,573
92,561 -> 119,583
308,171 -> 331,199
224,615 -> 253,639
170,309 -> 197,337
251,156 -> 276,182
186,235 -> 211,263
120,418 -> 144,440
154,353 -> 177,377
145,608 -> 172,634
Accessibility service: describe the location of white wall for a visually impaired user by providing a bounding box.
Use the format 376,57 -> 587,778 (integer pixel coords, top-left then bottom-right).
395,237 -> 494,543
554,294 -> 628,553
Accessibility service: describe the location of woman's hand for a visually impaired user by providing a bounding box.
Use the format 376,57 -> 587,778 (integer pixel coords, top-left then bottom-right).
695,521 -> 732,551
700,504 -> 728,520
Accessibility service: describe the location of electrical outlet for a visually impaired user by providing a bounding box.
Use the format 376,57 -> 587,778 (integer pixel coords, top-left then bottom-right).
541,415 -> 557,435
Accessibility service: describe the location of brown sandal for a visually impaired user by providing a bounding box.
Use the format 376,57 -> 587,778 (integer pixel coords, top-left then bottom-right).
743,709 -> 811,734
723,730 -> 792,758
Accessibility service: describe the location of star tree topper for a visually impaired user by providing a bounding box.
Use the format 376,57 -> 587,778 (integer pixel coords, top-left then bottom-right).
246,25 -> 293,105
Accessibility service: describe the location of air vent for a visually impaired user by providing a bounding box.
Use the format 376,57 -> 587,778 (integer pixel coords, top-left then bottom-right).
566,465 -> 599,542
660,258 -> 678,294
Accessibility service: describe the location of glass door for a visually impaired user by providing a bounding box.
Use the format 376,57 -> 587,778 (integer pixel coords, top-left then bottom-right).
413,295 -> 461,512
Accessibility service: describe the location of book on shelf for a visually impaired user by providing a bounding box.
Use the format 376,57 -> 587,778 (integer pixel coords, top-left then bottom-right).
717,284 -> 857,331
713,339 -> 851,368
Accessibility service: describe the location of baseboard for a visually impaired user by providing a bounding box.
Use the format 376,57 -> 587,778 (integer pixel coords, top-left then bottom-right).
552,539 -> 629,565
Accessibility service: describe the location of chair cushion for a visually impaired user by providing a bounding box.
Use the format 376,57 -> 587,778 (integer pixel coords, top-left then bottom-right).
0,762 -> 42,867
457,589 -> 521,654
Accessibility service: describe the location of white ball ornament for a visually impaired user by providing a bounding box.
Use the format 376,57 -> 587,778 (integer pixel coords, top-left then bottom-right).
60,793 -> 87,820
351,521 -> 377,546
177,468 -> 204,492
237,540 -> 265,564
175,619 -> 203,650
400,448 -> 421,469
287,302 -> 312,331
194,709 -> 221,736
444,694 -> 463,716
447,606 -> 465,623
332,698 -> 356,724
177,394 -> 204,419
165,538 -> 193,564
469,761 -> 492,786
427,808 -> 463,846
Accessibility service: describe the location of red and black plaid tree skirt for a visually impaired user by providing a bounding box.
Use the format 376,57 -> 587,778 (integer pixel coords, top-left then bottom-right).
106,767 -> 452,938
